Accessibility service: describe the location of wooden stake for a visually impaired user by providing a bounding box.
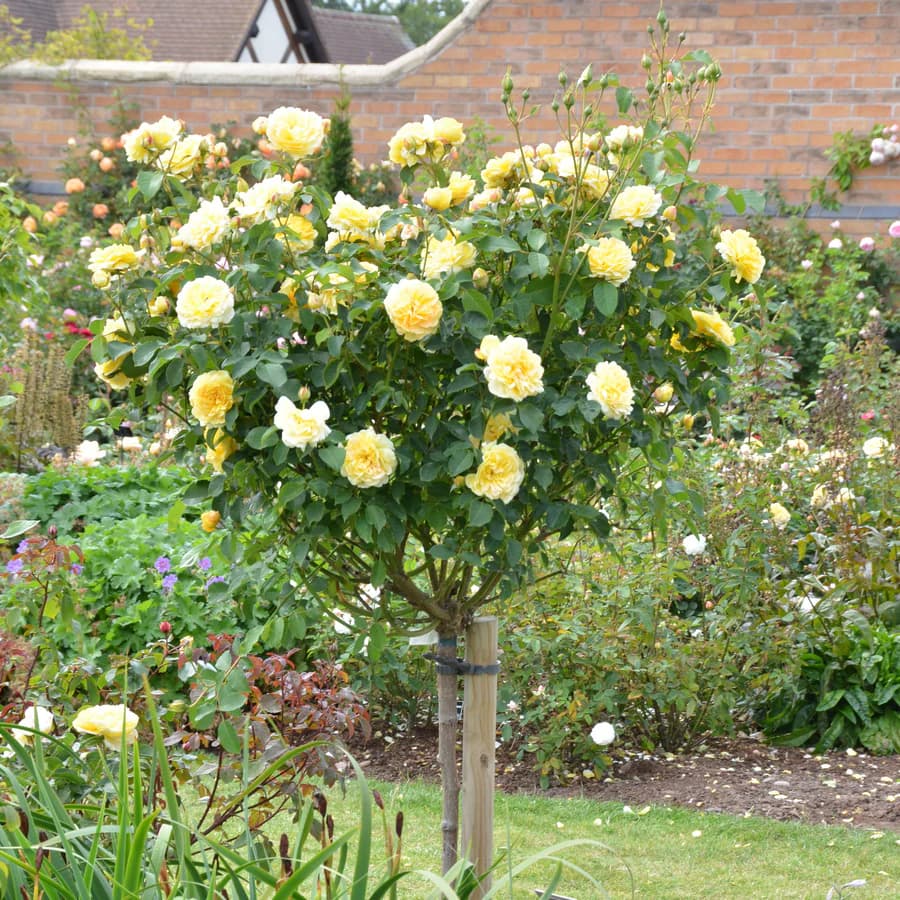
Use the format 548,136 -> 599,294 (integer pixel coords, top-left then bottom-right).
436,633 -> 460,874
461,616 -> 498,897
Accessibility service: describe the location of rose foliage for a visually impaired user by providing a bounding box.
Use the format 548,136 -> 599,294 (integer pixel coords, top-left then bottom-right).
87,41 -> 764,637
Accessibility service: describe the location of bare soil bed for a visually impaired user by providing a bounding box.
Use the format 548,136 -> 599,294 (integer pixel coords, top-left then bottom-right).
355,726 -> 899,832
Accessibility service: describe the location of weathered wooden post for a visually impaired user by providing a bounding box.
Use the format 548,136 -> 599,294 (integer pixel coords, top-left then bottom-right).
461,616 -> 499,897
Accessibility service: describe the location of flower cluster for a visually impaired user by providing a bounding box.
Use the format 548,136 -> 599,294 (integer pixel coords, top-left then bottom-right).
869,124 -> 899,166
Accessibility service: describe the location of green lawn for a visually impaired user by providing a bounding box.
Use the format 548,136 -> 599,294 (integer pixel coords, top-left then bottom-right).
320,779 -> 899,898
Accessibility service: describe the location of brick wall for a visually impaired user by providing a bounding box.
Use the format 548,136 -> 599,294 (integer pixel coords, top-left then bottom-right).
1,0 -> 898,225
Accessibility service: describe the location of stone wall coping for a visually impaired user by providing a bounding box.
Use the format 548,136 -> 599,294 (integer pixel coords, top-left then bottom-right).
0,0 -> 493,87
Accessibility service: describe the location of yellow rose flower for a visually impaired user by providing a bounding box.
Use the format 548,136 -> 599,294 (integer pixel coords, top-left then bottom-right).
586,360 -> 634,420
277,214 -> 316,252
384,279 -> 443,342
469,188 -> 502,212
481,151 -> 523,189
201,510 -> 221,532
769,501 -> 790,529
581,237 -> 636,287
189,370 -> 235,427
148,296 -> 170,316
388,120 -> 431,167
465,442 -> 525,504
177,196 -> 230,251
448,171 -> 476,205
423,186 -> 453,211
481,335 -> 544,401
609,185 -> 663,227
482,412 -> 516,443
580,164 -> 612,201
176,276 -> 235,330
11,706 -> 55,745
155,134 -> 205,179
122,115 -> 181,163
274,397 -> 331,449
432,116 -> 465,144
264,106 -> 326,158
72,704 -> 139,750
94,357 -> 132,390
690,309 -> 736,347
232,175 -> 298,224
88,244 -> 141,280
327,190 -> 376,233
205,429 -> 238,473
715,229 -> 765,284
421,235 -> 477,280
810,484 -> 829,508
653,383 -> 674,404
862,436 -> 889,458
341,428 -> 397,489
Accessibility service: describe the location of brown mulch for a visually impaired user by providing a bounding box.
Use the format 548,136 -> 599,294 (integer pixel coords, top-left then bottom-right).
354,726 -> 899,832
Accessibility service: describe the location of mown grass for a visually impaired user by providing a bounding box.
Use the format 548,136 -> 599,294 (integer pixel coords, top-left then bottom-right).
317,778 -> 899,898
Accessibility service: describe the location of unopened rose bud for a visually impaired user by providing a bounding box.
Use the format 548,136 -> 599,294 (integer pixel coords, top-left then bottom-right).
663,205 -> 677,222
201,510 -> 221,533
167,699 -> 187,714
472,267 -> 489,290
160,621 -> 172,635
298,385 -> 311,403
22,215 -> 38,233
148,296 -> 169,316
47,525 -> 58,540
682,413 -> 695,429
653,383 -> 674,404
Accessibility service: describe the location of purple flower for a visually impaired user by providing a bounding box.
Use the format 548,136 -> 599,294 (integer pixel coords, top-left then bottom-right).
198,556 -> 212,572
205,575 -> 226,589
161,573 -> 178,593
154,556 -> 171,574
16,539 -> 29,554
71,563 -> 83,576
5,558 -> 24,575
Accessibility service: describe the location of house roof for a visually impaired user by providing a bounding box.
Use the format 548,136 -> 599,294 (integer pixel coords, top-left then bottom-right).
310,7 -> 414,65
5,0 -> 414,64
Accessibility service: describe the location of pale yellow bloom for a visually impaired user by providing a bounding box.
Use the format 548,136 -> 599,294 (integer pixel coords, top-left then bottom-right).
177,196 -> 230,251
205,429 -> 238,473
581,238 -> 636,287
609,185 -> 662,227
11,706 -> 54,745
277,214 -> 316,252
148,296 -> 170,316
387,116 -> 464,167
784,438 -> 809,454
586,360 -> 634,420
121,116 -> 181,163
716,229 -> 765,284
421,235 -> 477,280
88,244 -> 141,281
189,370 -> 235,427
201,510 -> 221,532
482,412 -> 516,444
423,186 -> 453,211
465,442 -> 525,504
769,502 -> 791,529
264,107 -> 326,158
232,175 -> 298,224
155,134 -> 205,179
481,151 -> 523,189
580,164 -> 612,201
481,335 -> 544,401
72,704 -> 139,750
432,116 -> 465,144
274,397 -> 330,449
176,276 -> 235,329
384,279 -> 443,342
605,124 -> 643,151
341,428 -> 397,488
811,484 -> 829,508
469,188 -> 502,212
94,358 -> 132,390
690,309 -> 736,347
448,171 -> 476,205
326,191 -> 389,245
862,436 -> 890,458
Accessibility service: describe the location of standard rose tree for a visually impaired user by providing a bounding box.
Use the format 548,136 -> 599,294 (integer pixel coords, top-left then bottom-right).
85,20 -> 765,872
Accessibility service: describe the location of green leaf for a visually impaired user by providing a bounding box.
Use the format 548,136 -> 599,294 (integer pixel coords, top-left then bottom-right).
0,520 -> 40,541
64,337 -> 91,366
318,444 -> 346,472
461,290 -> 493,321
428,544 -> 455,560
592,282 -> 618,317
468,501 -> 493,527
526,229 -> 548,251
246,426 -> 279,450
527,252 -> 550,277
517,403 -> 543,433
478,235 -> 521,253
616,86 -> 633,114
256,363 -> 287,388
136,170 -> 165,201
217,719 -> 242,754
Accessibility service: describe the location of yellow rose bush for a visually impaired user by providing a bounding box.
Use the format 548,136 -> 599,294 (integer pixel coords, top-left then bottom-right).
87,27 -> 763,646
